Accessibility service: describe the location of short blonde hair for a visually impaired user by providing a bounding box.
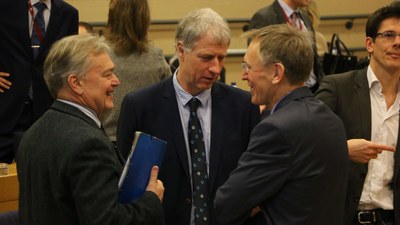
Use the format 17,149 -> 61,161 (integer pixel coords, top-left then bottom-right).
244,24 -> 314,84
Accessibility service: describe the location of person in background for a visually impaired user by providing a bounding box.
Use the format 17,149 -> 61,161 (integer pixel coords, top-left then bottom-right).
301,0 -> 328,58
117,8 -> 261,225
78,21 -> 94,34
214,24 -> 349,225
102,0 -> 171,143
0,0 -> 78,163
316,3 -> 400,225
17,34 -> 165,225
248,0 -> 323,93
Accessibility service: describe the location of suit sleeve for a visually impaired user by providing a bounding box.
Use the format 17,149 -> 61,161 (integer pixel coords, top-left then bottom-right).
248,13 -> 266,30
68,136 -> 164,225
315,76 -> 339,112
214,121 -> 292,225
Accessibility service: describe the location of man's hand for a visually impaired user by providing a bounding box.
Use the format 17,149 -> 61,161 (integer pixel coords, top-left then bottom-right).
146,166 -> 164,202
0,72 -> 11,93
347,139 -> 395,163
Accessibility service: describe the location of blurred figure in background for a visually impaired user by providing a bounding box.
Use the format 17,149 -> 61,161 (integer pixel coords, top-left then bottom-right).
248,0 -> 324,93
78,21 -> 94,34
103,0 -> 171,143
0,0 -> 78,163
301,0 -> 328,58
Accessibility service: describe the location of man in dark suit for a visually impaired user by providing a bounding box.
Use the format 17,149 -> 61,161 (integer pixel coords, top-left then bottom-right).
0,0 -> 78,163
316,3 -> 400,225
214,24 -> 349,225
117,8 -> 261,225
248,0 -> 323,92
17,34 -> 165,225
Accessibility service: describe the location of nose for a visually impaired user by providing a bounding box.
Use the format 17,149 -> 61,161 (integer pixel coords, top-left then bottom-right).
111,74 -> 120,86
241,70 -> 248,81
209,58 -> 222,74
394,36 -> 400,48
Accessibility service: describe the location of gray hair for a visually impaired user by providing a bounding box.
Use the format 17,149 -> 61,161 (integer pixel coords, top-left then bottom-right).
175,8 -> 231,51
244,24 -> 314,84
44,34 -> 111,98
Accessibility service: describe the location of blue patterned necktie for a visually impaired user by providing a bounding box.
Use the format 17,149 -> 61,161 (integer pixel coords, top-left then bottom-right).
188,98 -> 210,225
31,2 -> 46,59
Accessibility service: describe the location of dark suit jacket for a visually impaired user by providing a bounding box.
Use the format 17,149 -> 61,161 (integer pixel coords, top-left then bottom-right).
0,0 -> 78,135
17,100 -> 164,225
117,76 -> 261,225
248,0 -> 324,90
214,87 -> 349,225
315,69 -> 400,225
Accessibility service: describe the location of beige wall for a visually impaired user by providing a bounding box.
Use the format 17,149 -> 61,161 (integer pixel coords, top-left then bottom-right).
66,0 -> 394,90
66,0 -> 393,21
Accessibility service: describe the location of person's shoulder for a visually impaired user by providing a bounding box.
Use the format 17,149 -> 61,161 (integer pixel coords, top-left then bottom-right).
254,3 -> 275,15
125,77 -> 171,100
144,45 -> 168,62
323,69 -> 366,82
147,45 -> 164,55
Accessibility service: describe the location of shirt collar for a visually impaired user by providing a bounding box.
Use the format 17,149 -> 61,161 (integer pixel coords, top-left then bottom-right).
367,65 -> 381,90
278,0 -> 295,17
57,99 -> 102,128
31,0 -> 51,11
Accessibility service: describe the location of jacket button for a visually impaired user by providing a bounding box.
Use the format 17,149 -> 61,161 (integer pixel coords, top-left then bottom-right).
185,199 -> 191,205
353,197 -> 360,203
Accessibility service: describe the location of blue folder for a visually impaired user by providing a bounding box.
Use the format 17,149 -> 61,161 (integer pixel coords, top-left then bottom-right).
118,131 -> 167,203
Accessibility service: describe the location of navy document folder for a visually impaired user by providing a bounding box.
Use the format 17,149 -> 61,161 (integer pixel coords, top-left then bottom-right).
118,131 -> 167,203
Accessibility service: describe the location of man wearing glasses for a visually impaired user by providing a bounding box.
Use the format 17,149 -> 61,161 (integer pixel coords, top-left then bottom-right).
316,3 -> 400,225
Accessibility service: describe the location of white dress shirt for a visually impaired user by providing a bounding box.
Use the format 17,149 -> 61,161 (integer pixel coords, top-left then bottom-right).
359,66 -> 397,210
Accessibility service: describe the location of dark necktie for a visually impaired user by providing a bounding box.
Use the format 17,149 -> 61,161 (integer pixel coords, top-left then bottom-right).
188,98 -> 210,225
291,11 -> 303,30
31,2 -> 46,59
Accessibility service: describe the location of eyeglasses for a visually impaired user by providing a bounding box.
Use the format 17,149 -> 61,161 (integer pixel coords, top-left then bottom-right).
241,62 -> 252,73
376,31 -> 400,41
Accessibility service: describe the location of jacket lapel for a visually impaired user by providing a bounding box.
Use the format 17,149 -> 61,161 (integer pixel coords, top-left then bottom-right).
208,84 -> 226,191
354,69 -> 372,139
161,78 -> 191,182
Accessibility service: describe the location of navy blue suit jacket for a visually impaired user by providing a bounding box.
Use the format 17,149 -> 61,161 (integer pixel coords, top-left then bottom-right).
0,0 -> 78,134
215,87 -> 349,225
117,76 -> 261,225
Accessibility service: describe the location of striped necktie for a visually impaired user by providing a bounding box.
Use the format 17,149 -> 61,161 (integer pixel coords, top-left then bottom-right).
31,2 -> 46,59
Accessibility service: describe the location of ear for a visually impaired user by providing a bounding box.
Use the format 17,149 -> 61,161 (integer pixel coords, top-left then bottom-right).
272,63 -> 284,85
366,37 -> 374,54
67,74 -> 83,95
176,41 -> 185,58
